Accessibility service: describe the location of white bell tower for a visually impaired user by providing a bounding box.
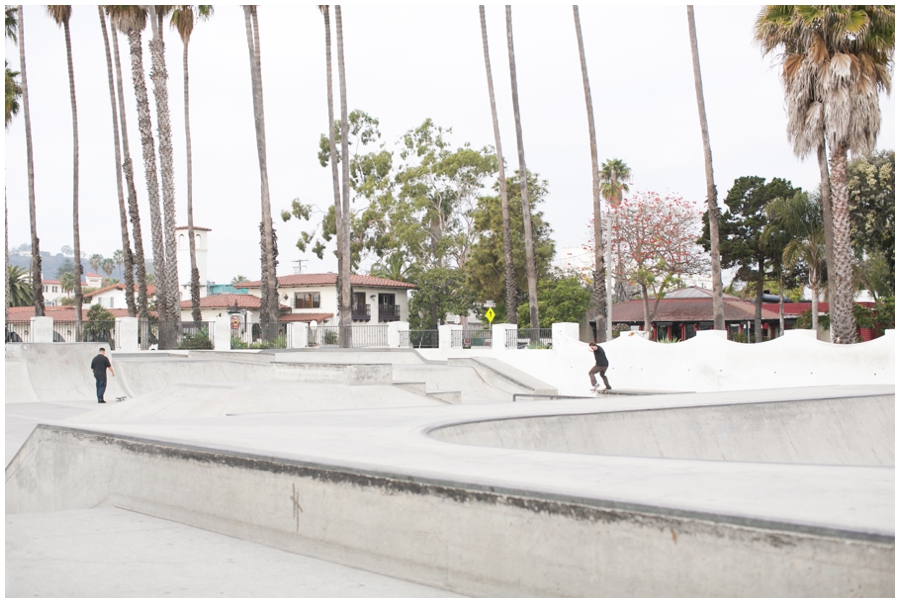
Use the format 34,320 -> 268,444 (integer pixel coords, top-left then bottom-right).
175,226 -> 209,300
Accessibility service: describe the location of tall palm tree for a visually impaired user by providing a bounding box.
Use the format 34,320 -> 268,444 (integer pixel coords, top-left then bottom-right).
320,5 -> 345,336
171,5 -> 213,323
47,5 -> 83,340
98,8 -> 136,318
5,7 -> 19,328
89,253 -> 103,275
106,9 -> 148,319
335,5 -> 352,346
504,5 -> 539,330
573,6 -> 609,341
599,158 -> 631,336
480,5 -> 517,325
16,6 -> 44,317
687,5 -> 726,331
242,5 -> 278,330
109,6 -> 170,338
754,5 -> 894,343
765,191 -> 826,331
149,5 -> 180,331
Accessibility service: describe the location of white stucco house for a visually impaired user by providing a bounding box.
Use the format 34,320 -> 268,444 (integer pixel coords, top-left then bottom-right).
82,283 -> 157,310
239,273 -> 415,325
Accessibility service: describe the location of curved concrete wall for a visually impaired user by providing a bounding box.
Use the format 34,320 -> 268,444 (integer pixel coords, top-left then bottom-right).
430,394 -> 895,466
472,329 -> 896,396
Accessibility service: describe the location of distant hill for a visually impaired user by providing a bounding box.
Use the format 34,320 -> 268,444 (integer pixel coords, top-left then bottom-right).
7,251 -> 152,283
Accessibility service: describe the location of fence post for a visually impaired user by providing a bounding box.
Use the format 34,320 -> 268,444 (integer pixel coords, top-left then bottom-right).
31,317 -> 53,343
388,321 -> 409,348
115,317 -> 139,352
438,324 -> 453,349
492,323 -> 513,350
289,322 -> 308,348
214,316 -> 231,351
552,322 -> 579,349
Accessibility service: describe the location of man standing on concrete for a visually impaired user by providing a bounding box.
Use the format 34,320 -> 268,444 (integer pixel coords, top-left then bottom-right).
588,341 -> 611,392
90,347 -> 115,404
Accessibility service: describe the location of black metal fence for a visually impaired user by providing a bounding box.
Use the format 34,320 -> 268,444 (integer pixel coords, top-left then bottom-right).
451,328 -> 493,348
231,321 -> 289,349
5,322 -> 31,343
505,327 -> 552,349
314,324 -> 389,347
399,330 -> 439,348
139,320 -> 214,350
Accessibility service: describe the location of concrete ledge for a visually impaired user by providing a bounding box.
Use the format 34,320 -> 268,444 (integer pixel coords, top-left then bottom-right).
448,358 -> 557,396
6,425 -> 893,597
275,363 -> 393,385
426,391 -> 461,405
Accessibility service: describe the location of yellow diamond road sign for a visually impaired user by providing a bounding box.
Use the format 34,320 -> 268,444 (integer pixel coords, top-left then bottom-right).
485,308 -> 496,323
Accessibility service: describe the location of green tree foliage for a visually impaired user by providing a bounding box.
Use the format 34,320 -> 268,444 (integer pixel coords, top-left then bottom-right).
407,266 -> 477,330
466,171 -> 555,322
701,176 -> 798,341
84,304 -> 115,346
7,264 -> 32,307
55,258 -> 75,280
516,270 -> 590,328
5,60 -> 20,128
848,150 -> 894,292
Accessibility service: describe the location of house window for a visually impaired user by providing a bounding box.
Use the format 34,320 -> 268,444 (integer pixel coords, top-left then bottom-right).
295,292 -> 320,309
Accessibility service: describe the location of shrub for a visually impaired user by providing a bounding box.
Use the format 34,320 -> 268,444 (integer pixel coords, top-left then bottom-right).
231,336 -> 248,349
874,297 -> 894,332
323,329 -> 339,345
794,309 -> 830,330
178,328 -> 213,350
852,303 -> 876,328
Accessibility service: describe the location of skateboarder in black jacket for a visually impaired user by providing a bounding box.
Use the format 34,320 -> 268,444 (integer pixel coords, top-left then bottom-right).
90,347 -> 115,403
588,341 -> 611,392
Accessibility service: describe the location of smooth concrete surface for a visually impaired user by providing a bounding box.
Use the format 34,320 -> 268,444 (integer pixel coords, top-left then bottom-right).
6,507 -> 460,597
6,386 -> 894,596
5,401 -> 93,465
431,393 -> 895,466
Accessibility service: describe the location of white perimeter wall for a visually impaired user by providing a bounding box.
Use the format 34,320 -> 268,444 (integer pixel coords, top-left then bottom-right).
420,329 -> 895,396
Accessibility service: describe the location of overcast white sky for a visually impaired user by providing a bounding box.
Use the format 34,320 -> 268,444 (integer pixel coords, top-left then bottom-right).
4,4 -> 895,285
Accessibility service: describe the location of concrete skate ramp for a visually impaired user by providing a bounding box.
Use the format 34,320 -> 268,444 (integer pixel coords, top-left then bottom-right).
6,343 -> 129,402
430,393 -> 895,466
392,364 -> 512,402
71,382 -> 443,422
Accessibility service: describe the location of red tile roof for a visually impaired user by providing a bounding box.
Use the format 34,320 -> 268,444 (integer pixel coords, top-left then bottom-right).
179,293 -> 290,311
612,296 -> 779,323
241,273 -> 415,289
278,312 -> 334,323
83,283 -> 157,299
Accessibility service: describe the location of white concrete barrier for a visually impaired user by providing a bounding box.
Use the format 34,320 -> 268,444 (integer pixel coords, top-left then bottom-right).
387,321 -> 409,348
492,323 -> 514,350
289,323 -> 309,349
30,317 -> 53,343
214,317 -> 231,351
115,317 -> 139,352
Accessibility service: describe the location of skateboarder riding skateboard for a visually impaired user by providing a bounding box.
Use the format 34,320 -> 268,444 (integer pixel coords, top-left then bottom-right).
588,341 -> 611,393
90,347 -> 115,404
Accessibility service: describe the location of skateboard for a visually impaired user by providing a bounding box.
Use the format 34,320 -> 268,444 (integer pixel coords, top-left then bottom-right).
115,396 -> 127,402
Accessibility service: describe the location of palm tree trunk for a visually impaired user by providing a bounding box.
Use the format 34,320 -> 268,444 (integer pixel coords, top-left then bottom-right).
17,6 -> 44,317
480,6 -> 517,325
816,140 -> 835,327
322,6 -> 343,332
811,283 -> 819,332
111,23 -> 147,320
778,269 -> 784,336
505,5 -> 539,329
754,258 -> 764,342
125,23 -> 169,339
827,142 -> 857,343
243,6 -> 278,331
336,6 -> 352,347
572,5 -> 607,341
149,7 -> 180,334
687,6 -> 724,331
99,8 -> 136,318
61,16 -> 83,340
182,36 -> 202,322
